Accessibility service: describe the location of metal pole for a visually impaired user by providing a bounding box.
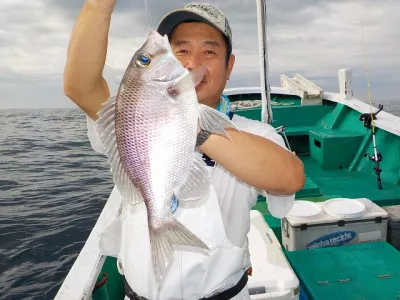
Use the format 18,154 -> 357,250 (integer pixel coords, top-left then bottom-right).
256,0 -> 272,124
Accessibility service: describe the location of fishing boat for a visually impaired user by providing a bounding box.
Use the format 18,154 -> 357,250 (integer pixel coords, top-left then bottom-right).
55,0 -> 400,299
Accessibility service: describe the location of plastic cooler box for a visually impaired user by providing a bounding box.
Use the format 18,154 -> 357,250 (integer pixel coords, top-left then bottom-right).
285,241 -> 400,300
382,205 -> 400,251
281,198 -> 388,251
248,210 -> 300,300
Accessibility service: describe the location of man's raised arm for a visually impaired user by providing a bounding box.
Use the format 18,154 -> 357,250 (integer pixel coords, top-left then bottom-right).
64,0 -> 117,120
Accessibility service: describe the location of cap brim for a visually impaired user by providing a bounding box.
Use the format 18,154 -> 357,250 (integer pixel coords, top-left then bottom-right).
157,10 -> 225,39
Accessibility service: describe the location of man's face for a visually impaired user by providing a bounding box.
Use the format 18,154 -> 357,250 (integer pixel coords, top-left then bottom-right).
170,22 -> 235,108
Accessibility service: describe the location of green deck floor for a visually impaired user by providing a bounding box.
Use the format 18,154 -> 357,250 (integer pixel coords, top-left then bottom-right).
286,241 -> 400,300
300,156 -> 400,205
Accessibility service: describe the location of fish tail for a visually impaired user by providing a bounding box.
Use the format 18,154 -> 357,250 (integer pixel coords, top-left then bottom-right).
149,218 -> 209,281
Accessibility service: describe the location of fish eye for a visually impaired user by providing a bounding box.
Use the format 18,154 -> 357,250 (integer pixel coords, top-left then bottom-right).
136,54 -> 151,67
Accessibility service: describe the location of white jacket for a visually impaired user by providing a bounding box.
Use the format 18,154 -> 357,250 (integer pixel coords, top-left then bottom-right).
87,113 -> 294,300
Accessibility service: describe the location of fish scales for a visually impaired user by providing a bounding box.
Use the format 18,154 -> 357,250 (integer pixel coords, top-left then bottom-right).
96,31 -> 238,282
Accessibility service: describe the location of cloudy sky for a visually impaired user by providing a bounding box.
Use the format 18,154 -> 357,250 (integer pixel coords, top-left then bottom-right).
1,0 -> 399,109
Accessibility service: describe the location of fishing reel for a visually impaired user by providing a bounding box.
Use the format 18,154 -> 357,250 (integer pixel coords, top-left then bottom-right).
363,152 -> 382,163
359,104 -> 383,129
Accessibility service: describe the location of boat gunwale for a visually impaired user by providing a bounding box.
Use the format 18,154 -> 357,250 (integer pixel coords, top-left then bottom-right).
224,86 -> 400,137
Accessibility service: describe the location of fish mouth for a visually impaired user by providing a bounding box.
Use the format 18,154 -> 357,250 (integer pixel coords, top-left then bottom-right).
152,68 -> 185,83
151,56 -> 185,83
196,77 -> 207,87
153,73 -> 182,83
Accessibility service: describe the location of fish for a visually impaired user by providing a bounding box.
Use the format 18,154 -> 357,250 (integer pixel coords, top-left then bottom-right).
96,31 -> 238,281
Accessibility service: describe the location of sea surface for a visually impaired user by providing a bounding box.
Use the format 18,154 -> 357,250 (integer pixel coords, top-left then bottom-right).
0,109 -> 114,300
0,101 -> 399,300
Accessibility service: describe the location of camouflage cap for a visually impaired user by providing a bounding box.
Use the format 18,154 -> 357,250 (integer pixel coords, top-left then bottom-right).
157,3 -> 232,53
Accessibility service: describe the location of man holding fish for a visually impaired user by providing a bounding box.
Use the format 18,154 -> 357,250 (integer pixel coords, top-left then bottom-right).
64,1 -> 305,299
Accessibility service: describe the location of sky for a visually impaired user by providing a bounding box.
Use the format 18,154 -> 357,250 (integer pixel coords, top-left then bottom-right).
0,0 -> 399,109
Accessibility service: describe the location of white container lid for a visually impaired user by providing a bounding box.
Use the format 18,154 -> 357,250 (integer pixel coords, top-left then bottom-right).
288,200 -> 323,219
323,198 -> 366,219
248,210 -> 299,294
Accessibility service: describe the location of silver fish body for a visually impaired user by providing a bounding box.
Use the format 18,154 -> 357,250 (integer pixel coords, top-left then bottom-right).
97,31 -> 237,281
115,40 -> 197,231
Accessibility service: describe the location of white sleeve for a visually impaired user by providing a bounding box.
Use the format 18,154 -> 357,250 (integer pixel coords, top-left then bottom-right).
258,190 -> 295,219
87,116 -> 106,154
243,118 -> 295,218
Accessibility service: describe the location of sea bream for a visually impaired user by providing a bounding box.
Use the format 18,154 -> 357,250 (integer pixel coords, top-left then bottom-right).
96,31 -> 237,281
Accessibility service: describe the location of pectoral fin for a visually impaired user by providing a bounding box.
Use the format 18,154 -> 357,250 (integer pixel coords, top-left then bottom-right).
198,103 -> 239,138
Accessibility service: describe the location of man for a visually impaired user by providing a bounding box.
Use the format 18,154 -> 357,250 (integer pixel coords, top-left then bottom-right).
64,1 -> 305,299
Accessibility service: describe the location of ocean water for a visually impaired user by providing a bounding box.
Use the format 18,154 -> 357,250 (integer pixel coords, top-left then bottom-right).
364,99 -> 400,118
0,102 -> 399,300
0,109 -> 114,300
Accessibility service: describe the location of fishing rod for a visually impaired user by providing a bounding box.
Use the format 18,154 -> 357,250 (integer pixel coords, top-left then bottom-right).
360,105 -> 383,189
359,16 -> 383,190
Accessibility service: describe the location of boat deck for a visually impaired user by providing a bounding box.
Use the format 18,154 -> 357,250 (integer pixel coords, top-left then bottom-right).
87,92 -> 400,300
229,93 -> 400,241
233,99 -> 400,205
300,156 -> 400,204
